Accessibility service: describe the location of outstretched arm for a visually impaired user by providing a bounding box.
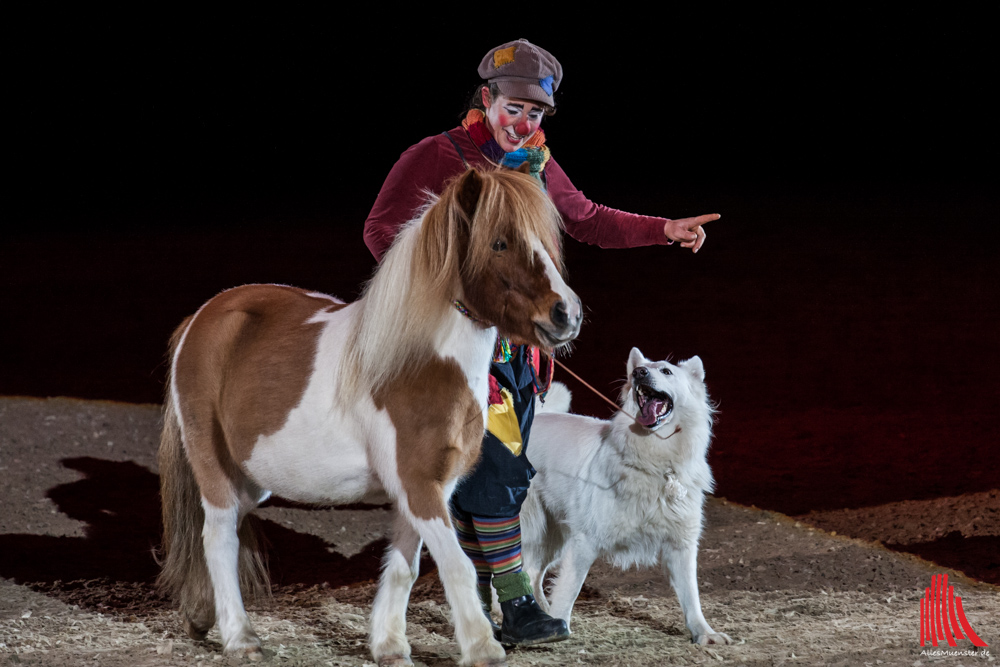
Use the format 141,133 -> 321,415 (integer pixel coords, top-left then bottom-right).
545,157 -> 718,252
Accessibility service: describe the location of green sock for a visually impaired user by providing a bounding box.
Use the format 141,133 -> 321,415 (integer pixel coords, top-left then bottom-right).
492,571 -> 532,603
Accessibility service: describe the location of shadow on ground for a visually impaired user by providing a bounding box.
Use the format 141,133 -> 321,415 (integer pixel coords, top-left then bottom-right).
0,457 -> 408,612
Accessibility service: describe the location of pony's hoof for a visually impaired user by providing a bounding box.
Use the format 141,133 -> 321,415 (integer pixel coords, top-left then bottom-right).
223,632 -> 263,660
183,622 -> 208,641
377,654 -> 413,666
694,631 -> 733,646
226,646 -> 264,661
182,613 -> 211,640
462,636 -> 506,666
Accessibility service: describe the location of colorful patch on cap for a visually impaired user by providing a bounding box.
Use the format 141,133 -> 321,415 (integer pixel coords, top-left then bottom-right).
493,46 -> 516,69
538,75 -> 554,96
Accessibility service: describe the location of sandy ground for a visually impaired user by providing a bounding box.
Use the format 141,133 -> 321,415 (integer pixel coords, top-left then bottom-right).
1,397 -> 996,666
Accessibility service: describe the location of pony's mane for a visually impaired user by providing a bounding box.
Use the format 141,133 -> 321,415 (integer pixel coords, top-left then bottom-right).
343,168 -> 563,397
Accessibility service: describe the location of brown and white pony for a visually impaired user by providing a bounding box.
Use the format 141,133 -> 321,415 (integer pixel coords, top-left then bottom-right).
157,167 -> 582,666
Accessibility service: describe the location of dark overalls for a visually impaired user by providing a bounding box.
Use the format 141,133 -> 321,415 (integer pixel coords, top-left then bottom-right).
451,345 -> 538,518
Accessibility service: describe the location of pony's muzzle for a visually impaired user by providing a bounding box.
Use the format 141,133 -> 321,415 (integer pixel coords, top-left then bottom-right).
538,295 -> 582,347
551,296 -> 582,332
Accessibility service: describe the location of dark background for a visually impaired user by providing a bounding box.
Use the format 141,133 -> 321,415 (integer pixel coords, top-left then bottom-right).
9,10 -> 994,227
3,10 -> 997,575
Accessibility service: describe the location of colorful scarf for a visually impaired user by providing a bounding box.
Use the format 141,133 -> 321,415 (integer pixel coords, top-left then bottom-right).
462,109 -> 551,180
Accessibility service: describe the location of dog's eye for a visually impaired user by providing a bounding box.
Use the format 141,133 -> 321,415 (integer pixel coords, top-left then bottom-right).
660,367 -> 672,375
492,239 -> 507,252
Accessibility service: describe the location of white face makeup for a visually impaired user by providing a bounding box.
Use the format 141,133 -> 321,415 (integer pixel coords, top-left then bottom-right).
482,90 -> 545,152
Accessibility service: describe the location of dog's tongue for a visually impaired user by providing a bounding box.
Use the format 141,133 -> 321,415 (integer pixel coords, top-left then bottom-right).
637,398 -> 664,427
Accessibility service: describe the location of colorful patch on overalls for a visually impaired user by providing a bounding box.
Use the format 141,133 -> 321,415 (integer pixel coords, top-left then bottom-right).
493,46 -> 516,69
487,386 -> 523,456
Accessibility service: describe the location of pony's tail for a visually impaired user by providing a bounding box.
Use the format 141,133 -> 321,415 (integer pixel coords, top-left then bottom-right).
155,319 -> 271,640
155,318 -> 217,639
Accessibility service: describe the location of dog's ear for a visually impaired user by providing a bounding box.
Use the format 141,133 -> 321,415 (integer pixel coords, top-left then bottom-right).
679,355 -> 705,381
627,347 -> 646,376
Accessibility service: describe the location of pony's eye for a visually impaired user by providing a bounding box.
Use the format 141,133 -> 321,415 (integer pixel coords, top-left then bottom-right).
492,239 -> 507,252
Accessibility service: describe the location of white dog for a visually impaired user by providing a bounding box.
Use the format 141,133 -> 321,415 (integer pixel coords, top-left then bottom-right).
521,348 -> 732,645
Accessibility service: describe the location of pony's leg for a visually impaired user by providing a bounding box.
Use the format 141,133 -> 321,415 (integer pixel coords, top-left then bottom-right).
545,536 -> 597,631
370,513 -> 423,666
202,499 -> 262,656
406,508 -> 505,667
662,543 -> 732,646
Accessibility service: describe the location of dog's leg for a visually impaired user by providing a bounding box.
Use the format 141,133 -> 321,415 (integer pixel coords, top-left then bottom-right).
545,537 -> 597,631
663,543 -> 732,645
527,563 -> 551,612
520,498 -> 563,613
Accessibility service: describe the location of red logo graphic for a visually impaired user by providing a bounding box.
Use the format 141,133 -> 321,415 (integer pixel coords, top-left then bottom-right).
920,574 -> 988,647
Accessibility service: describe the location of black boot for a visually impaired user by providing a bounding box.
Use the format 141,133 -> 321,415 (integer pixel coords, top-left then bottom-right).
499,595 -> 570,646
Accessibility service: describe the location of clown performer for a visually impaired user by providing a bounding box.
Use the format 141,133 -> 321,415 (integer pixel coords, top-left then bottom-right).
364,39 -> 718,645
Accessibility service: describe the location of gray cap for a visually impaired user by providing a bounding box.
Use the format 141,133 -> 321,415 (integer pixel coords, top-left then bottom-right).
477,39 -> 563,108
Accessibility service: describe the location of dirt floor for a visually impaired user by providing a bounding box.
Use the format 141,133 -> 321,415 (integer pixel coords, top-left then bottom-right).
1,397 -> 996,666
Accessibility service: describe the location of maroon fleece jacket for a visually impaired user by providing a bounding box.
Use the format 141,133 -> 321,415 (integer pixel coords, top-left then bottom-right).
364,126 -> 671,261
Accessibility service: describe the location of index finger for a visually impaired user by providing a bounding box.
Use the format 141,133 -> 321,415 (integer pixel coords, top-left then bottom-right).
678,213 -> 721,227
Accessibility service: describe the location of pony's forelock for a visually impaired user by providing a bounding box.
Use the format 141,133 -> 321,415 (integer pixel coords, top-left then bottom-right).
464,169 -> 563,280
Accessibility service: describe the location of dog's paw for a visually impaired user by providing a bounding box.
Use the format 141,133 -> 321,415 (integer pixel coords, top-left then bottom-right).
693,631 -> 733,646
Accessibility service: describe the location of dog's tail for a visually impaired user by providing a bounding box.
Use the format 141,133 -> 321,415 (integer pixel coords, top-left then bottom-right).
535,381 -> 571,414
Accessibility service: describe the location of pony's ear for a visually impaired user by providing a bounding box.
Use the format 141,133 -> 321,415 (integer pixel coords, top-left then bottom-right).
455,169 -> 483,222
515,162 -> 532,175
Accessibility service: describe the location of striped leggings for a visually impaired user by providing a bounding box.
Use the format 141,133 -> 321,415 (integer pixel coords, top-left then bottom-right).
452,510 -> 523,589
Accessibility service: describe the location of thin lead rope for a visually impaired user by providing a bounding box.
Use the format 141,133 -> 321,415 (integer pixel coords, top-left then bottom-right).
553,358 -> 680,441
442,131 -> 471,169
553,358 -> 624,416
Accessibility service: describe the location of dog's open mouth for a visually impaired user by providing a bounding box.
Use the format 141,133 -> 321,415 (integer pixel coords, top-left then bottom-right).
634,384 -> 674,428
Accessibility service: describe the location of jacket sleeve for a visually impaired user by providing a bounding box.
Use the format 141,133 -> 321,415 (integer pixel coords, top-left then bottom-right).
364,136 -> 463,262
545,157 -> 671,249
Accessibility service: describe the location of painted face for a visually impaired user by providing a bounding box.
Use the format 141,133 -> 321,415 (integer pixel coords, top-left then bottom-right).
482,90 -> 545,153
